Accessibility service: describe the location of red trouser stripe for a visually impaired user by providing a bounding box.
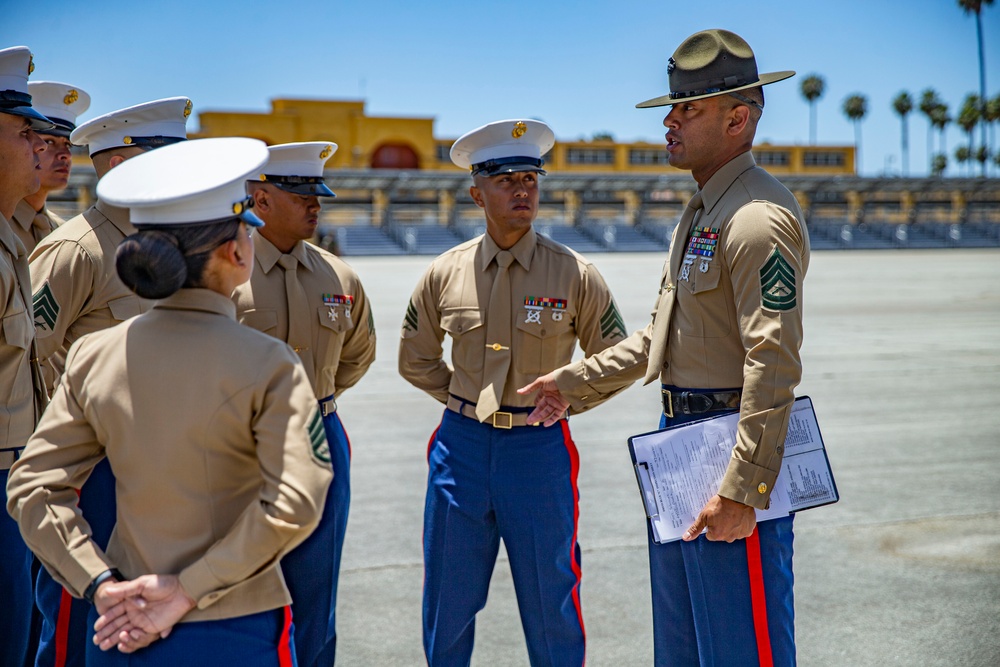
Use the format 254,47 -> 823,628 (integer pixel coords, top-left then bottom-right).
745,527 -> 773,667
559,420 -> 587,655
278,605 -> 294,667
425,425 -> 440,461
53,587 -> 73,667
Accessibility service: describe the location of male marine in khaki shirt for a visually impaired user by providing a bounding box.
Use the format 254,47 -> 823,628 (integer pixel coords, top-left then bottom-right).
234,141 -> 376,667
11,81 -> 91,254
25,96 -> 190,667
0,44 -> 54,667
520,30 -> 808,667
399,119 -> 629,667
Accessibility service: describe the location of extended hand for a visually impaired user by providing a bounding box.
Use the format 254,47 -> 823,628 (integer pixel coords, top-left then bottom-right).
93,575 -> 196,653
683,495 -> 757,543
517,372 -> 570,427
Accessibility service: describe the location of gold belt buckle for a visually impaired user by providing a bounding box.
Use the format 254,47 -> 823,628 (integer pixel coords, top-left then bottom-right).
661,389 -> 673,418
492,411 -> 513,429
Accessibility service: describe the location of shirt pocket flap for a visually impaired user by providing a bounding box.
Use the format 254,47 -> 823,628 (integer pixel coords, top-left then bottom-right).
107,295 -> 144,322
317,304 -> 353,333
2,312 -> 31,350
681,261 -> 723,295
440,307 -> 483,336
239,309 -> 279,335
515,311 -> 573,339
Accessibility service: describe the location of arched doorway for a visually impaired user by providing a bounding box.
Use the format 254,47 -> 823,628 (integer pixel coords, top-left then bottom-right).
371,143 -> 419,169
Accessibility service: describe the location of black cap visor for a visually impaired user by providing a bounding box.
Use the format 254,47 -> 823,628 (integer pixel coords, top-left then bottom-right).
265,175 -> 336,197
471,156 -> 546,177
0,90 -> 55,131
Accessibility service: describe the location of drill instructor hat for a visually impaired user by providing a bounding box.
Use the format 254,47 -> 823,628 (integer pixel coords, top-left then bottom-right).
636,29 -> 794,109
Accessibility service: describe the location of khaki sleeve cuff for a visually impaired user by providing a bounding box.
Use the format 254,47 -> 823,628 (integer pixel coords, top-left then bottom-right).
717,457 -> 780,511
178,559 -> 230,610
552,361 -> 595,411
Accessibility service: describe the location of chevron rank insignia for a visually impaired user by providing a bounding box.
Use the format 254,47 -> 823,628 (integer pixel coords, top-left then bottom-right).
32,283 -> 59,332
402,299 -> 418,333
307,409 -> 330,464
759,248 -> 797,311
600,300 -> 627,340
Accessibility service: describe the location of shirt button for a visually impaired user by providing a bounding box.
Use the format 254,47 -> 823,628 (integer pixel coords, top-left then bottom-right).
757,483 -> 768,494
665,283 -> 675,292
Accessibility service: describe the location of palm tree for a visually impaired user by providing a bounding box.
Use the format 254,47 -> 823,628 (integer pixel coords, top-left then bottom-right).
985,94 -> 1000,175
800,74 -> 825,145
957,94 -> 982,175
919,89 -> 941,172
974,145 -> 990,174
931,103 -> 952,171
843,94 -> 868,175
955,145 -> 971,175
932,153 -> 948,176
892,91 -> 914,175
958,0 -> 995,173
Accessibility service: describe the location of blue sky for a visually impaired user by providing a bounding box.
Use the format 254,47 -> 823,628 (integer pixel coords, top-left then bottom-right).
4,0 -> 998,177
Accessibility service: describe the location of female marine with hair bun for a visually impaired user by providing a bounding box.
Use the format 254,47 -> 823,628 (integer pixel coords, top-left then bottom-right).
6,138 -> 332,665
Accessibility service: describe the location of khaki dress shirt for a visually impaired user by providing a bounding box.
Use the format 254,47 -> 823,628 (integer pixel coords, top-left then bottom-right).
12,199 -> 61,256
232,235 -> 376,400
553,152 -> 810,508
6,289 -> 332,621
29,200 -> 151,393
399,227 -> 628,410
0,213 -> 39,452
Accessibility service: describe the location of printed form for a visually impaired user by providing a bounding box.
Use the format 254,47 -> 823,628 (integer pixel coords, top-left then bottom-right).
628,396 -> 838,543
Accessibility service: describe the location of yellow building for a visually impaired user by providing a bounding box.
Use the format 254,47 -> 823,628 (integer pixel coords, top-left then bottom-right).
193,97 -> 857,177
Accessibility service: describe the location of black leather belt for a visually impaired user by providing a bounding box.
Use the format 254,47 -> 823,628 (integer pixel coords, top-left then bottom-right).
446,395 -> 545,429
661,388 -> 741,418
320,396 -> 337,416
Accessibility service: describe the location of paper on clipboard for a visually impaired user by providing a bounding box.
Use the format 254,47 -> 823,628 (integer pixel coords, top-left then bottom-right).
628,396 -> 838,544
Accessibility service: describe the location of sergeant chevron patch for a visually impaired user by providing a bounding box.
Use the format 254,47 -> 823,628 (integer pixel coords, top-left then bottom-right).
600,300 -> 627,340
403,299 -> 418,332
759,247 -> 797,311
308,409 -> 330,464
32,283 -> 59,332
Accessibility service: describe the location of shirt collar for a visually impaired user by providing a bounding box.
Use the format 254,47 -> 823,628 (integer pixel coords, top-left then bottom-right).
0,212 -> 24,257
700,151 -> 757,216
253,234 -> 312,273
477,226 -> 537,273
12,199 -> 36,232
153,288 -> 238,319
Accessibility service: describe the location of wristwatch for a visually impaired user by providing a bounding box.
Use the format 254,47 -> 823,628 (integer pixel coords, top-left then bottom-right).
82,568 -> 123,604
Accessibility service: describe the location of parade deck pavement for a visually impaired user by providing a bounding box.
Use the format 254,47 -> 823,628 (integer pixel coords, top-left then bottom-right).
332,249 -> 1000,666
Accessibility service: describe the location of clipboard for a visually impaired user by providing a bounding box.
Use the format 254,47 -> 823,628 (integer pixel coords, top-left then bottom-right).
627,396 -> 838,544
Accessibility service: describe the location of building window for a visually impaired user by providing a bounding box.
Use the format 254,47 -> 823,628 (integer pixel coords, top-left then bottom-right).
629,149 -> 669,165
755,150 -> 790,166
436,144 -> 451,163
566,148 -> 615,165
803,151 -> 845,167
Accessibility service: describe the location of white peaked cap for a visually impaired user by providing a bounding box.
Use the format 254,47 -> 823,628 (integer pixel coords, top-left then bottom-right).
450,119 -> 554,175
71,96 -> 191,156
28,81 -> 91,136
97,137 -> 270,227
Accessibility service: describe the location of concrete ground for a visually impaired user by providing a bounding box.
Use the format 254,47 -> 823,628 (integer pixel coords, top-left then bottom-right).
332,249 -> 1000,666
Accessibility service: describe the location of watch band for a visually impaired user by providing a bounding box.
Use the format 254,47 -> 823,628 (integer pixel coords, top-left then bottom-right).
83,568 -> 122,604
